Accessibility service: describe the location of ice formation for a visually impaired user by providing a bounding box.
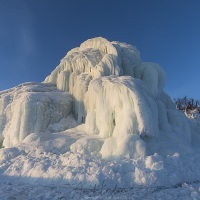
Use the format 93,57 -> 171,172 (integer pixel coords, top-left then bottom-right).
0,82 -> 72,147
1,37 -> 200,188
43,37 -> 193,159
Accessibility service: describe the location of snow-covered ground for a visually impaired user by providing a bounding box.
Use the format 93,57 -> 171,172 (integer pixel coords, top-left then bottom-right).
1,37 -> 200,199
1,181 -> 200,199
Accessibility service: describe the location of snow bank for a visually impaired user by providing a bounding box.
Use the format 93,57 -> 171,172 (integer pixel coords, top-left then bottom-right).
1,132 -> 200,189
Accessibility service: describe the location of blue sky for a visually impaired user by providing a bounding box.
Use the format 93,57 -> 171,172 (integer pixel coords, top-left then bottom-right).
0,0 -> 200,99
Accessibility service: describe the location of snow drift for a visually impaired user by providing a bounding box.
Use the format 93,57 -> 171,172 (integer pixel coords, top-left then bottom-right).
0,37 -> 200,188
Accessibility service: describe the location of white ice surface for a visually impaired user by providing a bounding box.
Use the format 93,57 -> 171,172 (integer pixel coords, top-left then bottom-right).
0,82 -> 72,147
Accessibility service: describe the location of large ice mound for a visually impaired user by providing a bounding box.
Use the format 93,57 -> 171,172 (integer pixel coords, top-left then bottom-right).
44,37 -> 195,159
1,37 -> 200,188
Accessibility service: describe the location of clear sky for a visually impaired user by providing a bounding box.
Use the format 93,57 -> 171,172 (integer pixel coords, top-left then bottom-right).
0,0 -> 200,99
